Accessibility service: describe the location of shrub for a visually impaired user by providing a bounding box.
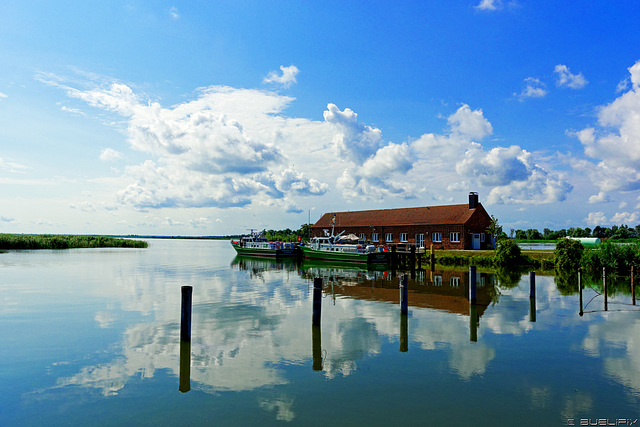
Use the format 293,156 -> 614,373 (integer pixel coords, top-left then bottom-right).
554,237 -> 583,273
494,239 -> 522,268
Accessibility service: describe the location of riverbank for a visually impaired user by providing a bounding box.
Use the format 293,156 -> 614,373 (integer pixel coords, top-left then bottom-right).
0,234 -> 148,250
434,248 -> 555,270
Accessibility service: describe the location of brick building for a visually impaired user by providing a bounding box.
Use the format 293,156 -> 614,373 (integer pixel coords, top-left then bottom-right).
311,192 -> 494,250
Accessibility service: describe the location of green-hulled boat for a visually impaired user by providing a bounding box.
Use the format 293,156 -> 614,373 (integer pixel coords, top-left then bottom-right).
300,236 -> 390,264
231,232 -> 299,258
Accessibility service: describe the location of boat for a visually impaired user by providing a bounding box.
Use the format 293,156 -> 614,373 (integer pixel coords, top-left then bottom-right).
231,231 -> 299,258
299,228 -> 390,264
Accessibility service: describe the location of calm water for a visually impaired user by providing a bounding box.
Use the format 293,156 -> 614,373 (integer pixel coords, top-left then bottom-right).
1,239 -> 639,426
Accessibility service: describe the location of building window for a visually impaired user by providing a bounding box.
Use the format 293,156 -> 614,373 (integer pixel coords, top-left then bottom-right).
451,277 -> 460,287
433,275 -> 442,286
359,233 -> 366,241
480,233 -> 485,242
400,233 -> 408,242
372,233 -> 379,242
432,232 -> 442,242
385,233 -> 393,242
416,234 -> 425,247
450,232 -> 460,243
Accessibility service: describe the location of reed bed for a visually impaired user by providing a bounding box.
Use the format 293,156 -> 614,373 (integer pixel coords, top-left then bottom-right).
0,234 -> 148,250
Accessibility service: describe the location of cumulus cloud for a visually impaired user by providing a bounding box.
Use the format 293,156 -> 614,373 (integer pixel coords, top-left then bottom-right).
263,65 -> 299,88
588,191 -> 610,204
554,64 -> 588,89
456,145 -> 529,186
575,59 -> 640,192
324,103 -> 383,164
586,211 -> 639,226
447,104 -> 493,140
100,148 -> 123,162
45,78 -> 333,211
517,77 -> 547,100
485,166 -> 573,205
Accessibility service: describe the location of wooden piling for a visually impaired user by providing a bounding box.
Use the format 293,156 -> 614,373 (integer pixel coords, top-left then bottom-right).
179,339 -> 191,393
400,274 -> 408,315
469,302 -> 478,342
180,286 -> 193,342
632,266 -> 636,306
578,268 -> 583,317
313,278 -> 322,326
400,313 -> 408,352
312,324 -> 322,371
529,271 -> 536,298
469,266 -> 477,304
603,267 -> 608,312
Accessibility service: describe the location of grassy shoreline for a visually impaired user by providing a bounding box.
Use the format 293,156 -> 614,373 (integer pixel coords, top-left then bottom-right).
0,234 -> 148,250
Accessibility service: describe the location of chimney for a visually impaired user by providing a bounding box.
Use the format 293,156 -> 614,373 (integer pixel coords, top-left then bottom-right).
469,192 -> 478,209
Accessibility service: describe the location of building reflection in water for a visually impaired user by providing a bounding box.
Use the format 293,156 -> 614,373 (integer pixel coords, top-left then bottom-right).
233,256 -> 498,372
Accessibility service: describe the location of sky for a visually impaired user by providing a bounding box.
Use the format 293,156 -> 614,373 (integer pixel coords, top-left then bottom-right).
1,0 -> 640,236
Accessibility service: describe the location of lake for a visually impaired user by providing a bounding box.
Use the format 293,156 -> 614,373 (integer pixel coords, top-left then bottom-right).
1,239 -> 638,426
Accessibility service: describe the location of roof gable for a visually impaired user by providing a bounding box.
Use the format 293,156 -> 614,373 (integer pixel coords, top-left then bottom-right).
313,204 -> 481,228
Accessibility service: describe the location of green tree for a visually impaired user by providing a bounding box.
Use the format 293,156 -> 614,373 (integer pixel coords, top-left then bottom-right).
554,237 -> 583,272
494,239 -> 522,268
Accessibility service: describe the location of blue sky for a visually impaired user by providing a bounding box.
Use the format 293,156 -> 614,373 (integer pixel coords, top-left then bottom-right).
1,1 -> 640,235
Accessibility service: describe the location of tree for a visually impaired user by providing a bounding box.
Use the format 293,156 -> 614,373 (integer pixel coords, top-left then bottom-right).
486,215 -> 503,244
554,237 -> 584,272
494,239 -> 523,268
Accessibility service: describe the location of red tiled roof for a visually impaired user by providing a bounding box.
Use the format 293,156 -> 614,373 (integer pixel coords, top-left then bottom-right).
313,203 -> 480,228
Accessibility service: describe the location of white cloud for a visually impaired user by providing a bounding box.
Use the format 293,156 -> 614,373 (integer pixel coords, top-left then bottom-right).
585,211 -> 607,226
324,103 -> 383,164
586,210 -> 639,226
517,77 -> 547,100
475,0 -> 502,11
485,165 -> 573,205
263,65 -> 299,88
100,148 -> 123,162
0,92 -> 7,99
554,64 -> 588,89
0,157 -> 29,173
575,60 -> 640,192
447,104 -> 493,140
456,144 -> 529,186
588,191 -> 610,204
169,7 -> 179,19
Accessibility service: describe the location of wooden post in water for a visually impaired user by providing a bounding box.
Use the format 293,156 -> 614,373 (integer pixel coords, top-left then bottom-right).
469,302 -> 478,342
180,286 -> 193,342
400,313 -> 408,352
529,271 -> 536,298
313,278 -> 322,326
632,266 -> 636,306
179,285 -> 193,393
469,265 -> 477,304
529,271 -> 536,322
179,339 -> 191,393
400,274 -> 409,315
603,267 -> 608,312
578,268 -> 584,317
312,324 -> 322,371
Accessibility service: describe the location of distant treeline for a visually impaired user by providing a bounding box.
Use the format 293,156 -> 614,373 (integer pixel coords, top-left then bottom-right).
262,225 -> 312,242
0,234 -> 148,250
509,224 -> 640,241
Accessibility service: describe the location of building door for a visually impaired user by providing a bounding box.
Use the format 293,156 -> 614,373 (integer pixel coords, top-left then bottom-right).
416,234 -> 424,248
472,233 -> 481,249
